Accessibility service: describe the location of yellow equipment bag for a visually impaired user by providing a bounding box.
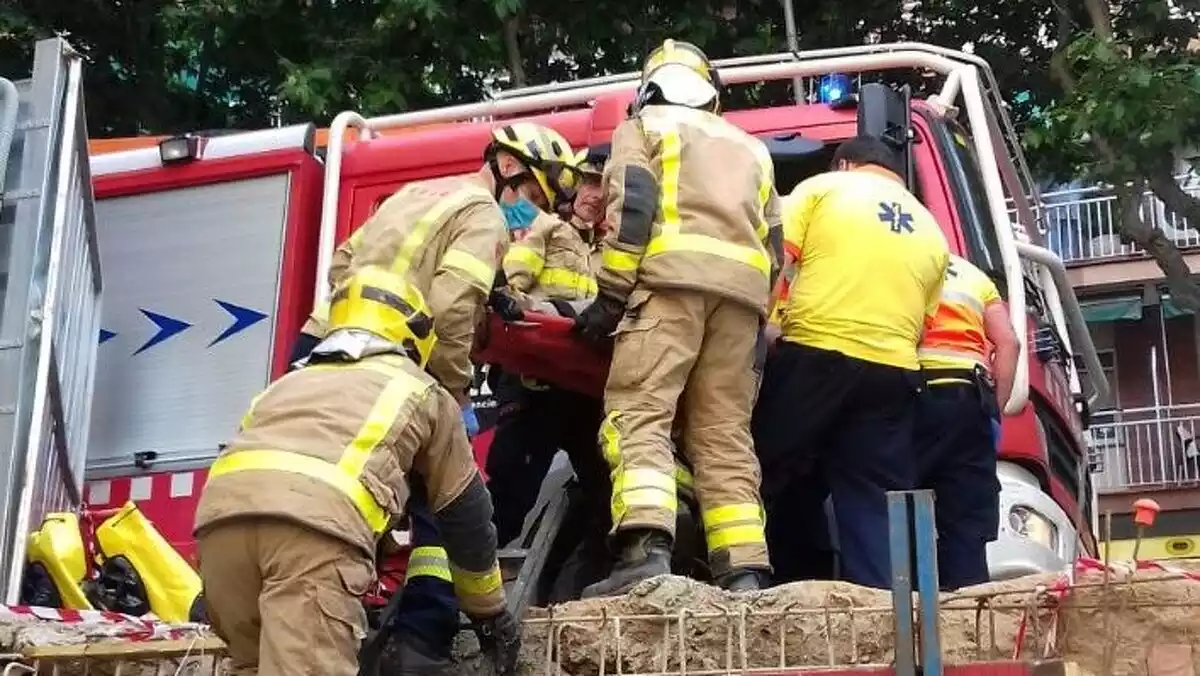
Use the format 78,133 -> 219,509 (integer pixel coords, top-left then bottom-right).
25,512 -> 94,610
94,501 -> 202,623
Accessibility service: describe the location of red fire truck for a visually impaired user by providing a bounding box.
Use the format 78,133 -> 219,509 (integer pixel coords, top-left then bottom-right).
4,42 -> 1107,613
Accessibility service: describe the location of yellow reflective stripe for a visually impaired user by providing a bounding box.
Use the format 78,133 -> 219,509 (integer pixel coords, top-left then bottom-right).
659,125 -> 683,236
645,233 -> 771,278
239,389 -> 270,430
209,449 -> 391,533
441,249 -> 495,292
450,563 -> 503,597
407,546 -> 452,583
217,355 -> 426,535
340,368 -> 426,476
674,464 -> 695,491
927,377 -> 974,387
602,248 -> 641,272
504,246 -> 546,276
537,268 -> 597,296
917,347 -> 987,367
703,502 -> 767,552
390,187 -> 489,277
599,411 -> 622,467
614,468 -> 678,511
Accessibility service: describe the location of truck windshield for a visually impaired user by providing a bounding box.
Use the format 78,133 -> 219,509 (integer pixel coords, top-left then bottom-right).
926,117 -> 1006,284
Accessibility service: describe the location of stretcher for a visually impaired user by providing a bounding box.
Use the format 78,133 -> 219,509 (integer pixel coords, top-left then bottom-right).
473,311 -> 611,399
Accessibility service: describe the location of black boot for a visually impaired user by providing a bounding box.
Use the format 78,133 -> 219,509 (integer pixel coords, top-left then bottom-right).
391,634 -> 457,676
719,568 -> 769,593
581,529 -> 673,599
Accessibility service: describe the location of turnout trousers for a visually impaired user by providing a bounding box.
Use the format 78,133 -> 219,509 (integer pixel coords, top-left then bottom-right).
485,370 -> 609,547
600,288 -> 769,577
912,371 -> 1001,590
751,341 -> 921,589
390,486 -> 460,659
197,517 -> 374,676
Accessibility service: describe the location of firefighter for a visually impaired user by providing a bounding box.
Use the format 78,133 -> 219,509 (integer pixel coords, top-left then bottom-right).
913,253 -> 1018,589
195,266 -> 519,676
288,123 -> 575,670
750,136 -> 949,590
486,149 -> 608,547
575,39 -> 783,598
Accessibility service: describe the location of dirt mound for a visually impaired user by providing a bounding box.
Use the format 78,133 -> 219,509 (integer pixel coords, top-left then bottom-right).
452,569 -> 1200,675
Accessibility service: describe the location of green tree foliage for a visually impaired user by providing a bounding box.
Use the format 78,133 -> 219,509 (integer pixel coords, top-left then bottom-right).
1023,0 -> 1200,307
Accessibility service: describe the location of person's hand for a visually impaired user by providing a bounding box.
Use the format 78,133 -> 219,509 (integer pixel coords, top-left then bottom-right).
573,293 -> 625,343
472,610 -> 520,675
764,324 -> 782,355
462,401 -> 480,439
488,287 -> 525,322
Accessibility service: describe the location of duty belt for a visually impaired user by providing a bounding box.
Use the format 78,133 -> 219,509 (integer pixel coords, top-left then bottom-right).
922,365 -> 999,420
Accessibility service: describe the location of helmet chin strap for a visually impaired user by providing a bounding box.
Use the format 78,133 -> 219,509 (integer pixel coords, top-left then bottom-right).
489,156 -> 535,202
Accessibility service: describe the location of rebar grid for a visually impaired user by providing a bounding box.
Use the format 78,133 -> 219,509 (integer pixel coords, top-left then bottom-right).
519,596 -> 1049,676
4,634 -> 228,676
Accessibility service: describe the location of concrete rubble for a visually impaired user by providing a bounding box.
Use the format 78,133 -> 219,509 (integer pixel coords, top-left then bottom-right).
2,567 -> 1198,675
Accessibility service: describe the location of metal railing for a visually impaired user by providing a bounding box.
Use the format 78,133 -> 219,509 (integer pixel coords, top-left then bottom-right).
1088,403 -> 1200,492
1011,175 -> 1200,266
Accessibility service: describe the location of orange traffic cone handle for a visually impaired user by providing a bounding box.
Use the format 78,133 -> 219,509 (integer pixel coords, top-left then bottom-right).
1132,498 -> 1161,527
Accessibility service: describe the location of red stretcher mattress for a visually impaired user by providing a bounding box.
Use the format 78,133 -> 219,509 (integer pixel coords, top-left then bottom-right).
471,310 -> 611,399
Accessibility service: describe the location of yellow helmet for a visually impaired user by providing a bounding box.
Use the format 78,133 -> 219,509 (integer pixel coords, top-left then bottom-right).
573,149 -> 604,179
637,39 -> 721,113
486,122 -> 579,208
327,266 -> 437,368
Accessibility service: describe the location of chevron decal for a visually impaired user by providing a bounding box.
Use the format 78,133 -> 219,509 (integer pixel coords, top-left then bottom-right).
134,310 -> 192,355
209,299 -> 268,347
99,329 -> 117,345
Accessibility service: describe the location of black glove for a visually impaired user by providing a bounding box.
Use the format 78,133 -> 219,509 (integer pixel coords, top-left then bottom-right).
473,610 -> 520,675
488,287 -> 525,322
574,293 -> 625,343
548,298 -> 579,319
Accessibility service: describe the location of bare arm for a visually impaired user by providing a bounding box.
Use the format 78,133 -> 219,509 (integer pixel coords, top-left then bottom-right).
984,301 -> 1019,413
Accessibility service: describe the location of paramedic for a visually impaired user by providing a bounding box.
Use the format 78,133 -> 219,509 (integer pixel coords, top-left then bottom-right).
286,123 -> 575,669
195,266 -> 519,676
487,150 -> 609,547
576,39 -> 784,598
913,253 -> 1017,589
751,136 -> 949,590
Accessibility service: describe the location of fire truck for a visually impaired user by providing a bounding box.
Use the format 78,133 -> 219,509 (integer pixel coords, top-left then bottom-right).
1,37 -> 1108,615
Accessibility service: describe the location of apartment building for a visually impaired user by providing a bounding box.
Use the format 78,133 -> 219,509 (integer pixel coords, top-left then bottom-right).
1036,172 -> 1200,561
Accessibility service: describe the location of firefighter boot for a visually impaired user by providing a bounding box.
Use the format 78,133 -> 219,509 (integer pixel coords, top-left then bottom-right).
581,529 -> 673,599
718,568 -> 769,593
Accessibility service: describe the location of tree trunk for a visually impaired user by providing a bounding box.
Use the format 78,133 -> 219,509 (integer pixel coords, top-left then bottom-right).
1115,185 -> 1200,311
1147,168 -> 1200,231
503,16 -> 526,88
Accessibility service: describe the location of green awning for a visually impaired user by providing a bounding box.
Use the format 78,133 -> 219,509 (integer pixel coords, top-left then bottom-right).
1081,297 -> 1143,324
1162,295 -> 1196,319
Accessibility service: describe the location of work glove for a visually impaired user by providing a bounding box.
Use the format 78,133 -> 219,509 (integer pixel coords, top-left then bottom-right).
462,401 -> 480,439
472,610 -> 521,675
488,287 -> 525,322
573,293 -> 625,344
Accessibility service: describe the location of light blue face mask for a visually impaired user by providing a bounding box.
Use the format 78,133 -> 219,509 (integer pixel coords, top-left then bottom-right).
500,197 -> 540,231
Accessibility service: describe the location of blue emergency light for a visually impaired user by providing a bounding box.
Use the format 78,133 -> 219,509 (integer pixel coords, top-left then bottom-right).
818,73 -> 852,104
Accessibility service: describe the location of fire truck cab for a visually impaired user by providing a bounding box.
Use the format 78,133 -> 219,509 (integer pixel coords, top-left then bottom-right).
72,44 -> 1105,608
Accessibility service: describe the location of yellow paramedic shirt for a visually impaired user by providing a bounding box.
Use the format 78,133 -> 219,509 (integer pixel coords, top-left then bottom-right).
780,169 -> 949,370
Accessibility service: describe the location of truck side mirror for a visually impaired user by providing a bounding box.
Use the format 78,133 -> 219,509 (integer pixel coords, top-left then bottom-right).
856,83 -> 914,192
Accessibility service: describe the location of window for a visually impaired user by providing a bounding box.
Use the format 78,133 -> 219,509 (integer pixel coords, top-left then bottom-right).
922,116 -> 1005,284
1078,350 -> 1118,412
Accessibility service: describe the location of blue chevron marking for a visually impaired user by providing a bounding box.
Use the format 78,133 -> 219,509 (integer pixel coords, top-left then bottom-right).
134,310 -> 192,355
209,299 -> 268,347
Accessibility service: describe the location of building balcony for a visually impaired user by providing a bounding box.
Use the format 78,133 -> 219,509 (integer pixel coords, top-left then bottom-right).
1012,177 -> 1200,267
1088,404 -> 1200,493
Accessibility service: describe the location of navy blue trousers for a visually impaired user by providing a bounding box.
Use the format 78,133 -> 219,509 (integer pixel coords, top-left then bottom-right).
389,489 -> 460,658
751,341 -> 920,589
912,381 -> 1000,590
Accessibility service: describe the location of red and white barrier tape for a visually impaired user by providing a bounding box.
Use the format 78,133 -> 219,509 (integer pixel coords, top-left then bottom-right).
1012,556 -> 1200,659
0,604 -> 208,642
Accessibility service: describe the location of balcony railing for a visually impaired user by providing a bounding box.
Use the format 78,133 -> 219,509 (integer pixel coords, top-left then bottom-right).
1088,404 -> 1200,492
1010,175 -> 1200,265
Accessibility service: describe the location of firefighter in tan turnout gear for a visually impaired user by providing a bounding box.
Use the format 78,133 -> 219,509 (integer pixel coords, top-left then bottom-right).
287,122 -> 576,670
195,266 -> 519,676
576,39 -> 784,597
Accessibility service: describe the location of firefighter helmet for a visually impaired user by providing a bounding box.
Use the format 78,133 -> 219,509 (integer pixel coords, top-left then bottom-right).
637,39 -> 722,113
486,123 -> 579,209
573,149 -> 604,179
327,266 -> 437,368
